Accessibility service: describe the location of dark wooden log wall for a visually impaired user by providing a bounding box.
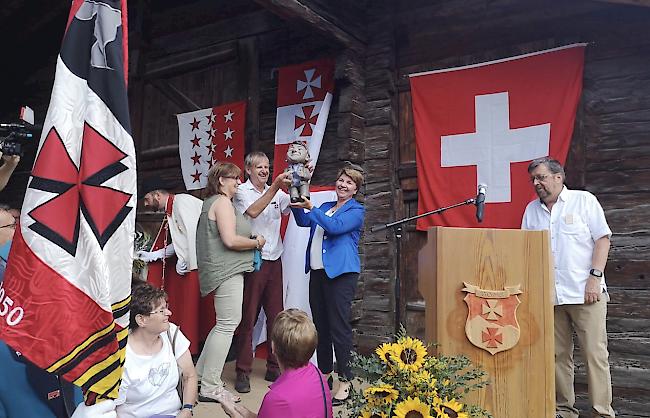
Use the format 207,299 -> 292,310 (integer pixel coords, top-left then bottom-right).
129,0 -> 399,352
393,0 -> 650,416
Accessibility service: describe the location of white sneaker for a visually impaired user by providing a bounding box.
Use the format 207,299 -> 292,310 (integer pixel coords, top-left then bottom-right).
199,386 -> 241,403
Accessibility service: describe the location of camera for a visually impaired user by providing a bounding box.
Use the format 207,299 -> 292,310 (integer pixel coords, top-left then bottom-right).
0,123 -> 37,157
0,107 -> 39,157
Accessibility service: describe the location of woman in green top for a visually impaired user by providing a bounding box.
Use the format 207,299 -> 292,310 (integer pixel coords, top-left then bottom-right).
196,162 -> 266,404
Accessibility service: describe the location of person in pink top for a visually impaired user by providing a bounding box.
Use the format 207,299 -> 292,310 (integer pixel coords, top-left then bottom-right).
220,309 -> 333,418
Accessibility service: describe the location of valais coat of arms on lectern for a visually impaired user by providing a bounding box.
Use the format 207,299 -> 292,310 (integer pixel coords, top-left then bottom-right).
462,282 -> 523,355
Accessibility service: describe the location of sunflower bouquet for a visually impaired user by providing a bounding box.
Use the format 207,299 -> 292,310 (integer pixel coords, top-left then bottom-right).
345,329 -> 492,418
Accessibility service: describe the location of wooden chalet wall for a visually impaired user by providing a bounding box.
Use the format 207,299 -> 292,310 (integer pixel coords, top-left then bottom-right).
393,0 -> 650,416
130,0 -> 395,353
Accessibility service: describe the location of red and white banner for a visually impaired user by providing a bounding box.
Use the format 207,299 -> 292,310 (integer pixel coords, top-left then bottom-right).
178,101 -> 246,190
410,44 -> 585,230
0,0 -> 134,402
273,58 -> 335,176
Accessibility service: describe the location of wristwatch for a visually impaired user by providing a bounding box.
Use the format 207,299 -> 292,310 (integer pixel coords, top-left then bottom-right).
589,268 -> 603,278
182,403 -> 194,415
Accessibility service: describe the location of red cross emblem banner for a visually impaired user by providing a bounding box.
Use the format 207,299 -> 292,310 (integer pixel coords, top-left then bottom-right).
409,44 -> 585,230
0,0 -> 134,402
178,101 -> 247,190
273,58 -> 335,175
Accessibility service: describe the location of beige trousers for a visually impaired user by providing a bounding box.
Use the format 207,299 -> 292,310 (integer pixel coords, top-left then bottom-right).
554,296 -> 615,418
196,273 -> 244,393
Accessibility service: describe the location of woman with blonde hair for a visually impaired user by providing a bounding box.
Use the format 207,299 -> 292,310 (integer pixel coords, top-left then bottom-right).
221,309 -> 333,418
290,165 -> 365,405
196,162 -> 266,404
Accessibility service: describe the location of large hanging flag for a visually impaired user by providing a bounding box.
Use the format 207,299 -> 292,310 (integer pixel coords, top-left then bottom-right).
409,44 -> 585,230
273,58 -> 335,175
178,100 -> 247,190
0,0 -> 135,402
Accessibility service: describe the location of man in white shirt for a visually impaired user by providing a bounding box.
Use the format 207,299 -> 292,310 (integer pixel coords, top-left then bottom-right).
232,152 -> 291,393
521,157 -> 615,418
138,178 -> 204,355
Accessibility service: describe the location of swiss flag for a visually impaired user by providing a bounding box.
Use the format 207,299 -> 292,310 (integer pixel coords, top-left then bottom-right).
410,44 -> 585,230
273,58 -> 335,176
177,101 -> 246,190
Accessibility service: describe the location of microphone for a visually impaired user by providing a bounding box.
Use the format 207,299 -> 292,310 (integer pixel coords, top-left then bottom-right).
475,184 -> 487,223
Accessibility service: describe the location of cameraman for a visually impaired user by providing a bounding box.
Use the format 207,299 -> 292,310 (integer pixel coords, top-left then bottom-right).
0,153 -> 20,192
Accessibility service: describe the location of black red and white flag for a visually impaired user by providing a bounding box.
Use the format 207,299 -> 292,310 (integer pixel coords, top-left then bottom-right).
273,58 -> 334,175
0,0 -> 135,402
178,101 -> 247,189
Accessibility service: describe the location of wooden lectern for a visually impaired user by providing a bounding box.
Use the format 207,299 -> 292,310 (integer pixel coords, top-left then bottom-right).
419,227 -> 555,417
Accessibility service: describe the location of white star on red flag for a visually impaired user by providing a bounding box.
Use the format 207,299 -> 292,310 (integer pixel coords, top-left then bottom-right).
224,110 -> 234,122
224,145 -> 234,158
224,127 -> 234,140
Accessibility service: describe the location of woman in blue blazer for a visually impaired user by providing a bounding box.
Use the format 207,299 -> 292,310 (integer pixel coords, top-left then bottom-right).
290,165 -> 365,406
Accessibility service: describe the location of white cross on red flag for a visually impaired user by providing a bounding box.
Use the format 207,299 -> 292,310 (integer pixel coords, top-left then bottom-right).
177,101 -> 246,190
273,58 -> 335,176
409,44 -> 586,230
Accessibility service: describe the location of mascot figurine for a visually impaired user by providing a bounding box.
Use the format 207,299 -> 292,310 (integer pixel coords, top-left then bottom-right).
285,141 -> 312,203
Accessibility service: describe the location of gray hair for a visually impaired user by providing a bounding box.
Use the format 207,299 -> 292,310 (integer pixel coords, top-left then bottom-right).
244,152 -> 269,168
528,157 -> 565,182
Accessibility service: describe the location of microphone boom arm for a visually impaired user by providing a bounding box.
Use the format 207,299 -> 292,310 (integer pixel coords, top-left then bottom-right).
370,198 -> 476,232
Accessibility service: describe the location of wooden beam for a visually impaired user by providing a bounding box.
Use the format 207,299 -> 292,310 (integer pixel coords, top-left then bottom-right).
593,0 -> 650,7
149,79 -> 201,111
254,0 -> 365,52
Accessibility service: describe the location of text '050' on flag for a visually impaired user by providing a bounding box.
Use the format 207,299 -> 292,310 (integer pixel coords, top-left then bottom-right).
409,44 -> 585,230
273,58 -> 334,176
178,101 -> 247,190
0,0 -> 135,403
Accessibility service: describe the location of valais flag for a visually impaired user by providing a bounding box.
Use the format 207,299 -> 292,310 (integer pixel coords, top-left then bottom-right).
178,101 -> 247,190
273,58 -> 335,175
409,44 -> 585,230
0,0 -> 135,402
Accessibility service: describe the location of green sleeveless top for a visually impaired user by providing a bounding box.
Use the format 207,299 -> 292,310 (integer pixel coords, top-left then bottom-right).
196,194 -> 254,296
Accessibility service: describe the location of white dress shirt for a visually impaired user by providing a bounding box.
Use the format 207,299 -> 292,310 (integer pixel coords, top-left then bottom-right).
522,186 -> 611,305
234,179 -> 290,261
169,194 -> 203,271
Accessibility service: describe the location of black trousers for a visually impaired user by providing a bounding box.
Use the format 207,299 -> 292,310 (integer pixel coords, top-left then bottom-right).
309,269 -> 358,380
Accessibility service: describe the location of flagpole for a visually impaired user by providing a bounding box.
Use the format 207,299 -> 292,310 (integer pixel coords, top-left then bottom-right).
370,197 -> 477,335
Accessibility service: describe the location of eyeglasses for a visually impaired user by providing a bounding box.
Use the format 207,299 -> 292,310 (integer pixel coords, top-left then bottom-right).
0,223 -> 16,229
529,174 -> 551,183
148,304 -> 170,315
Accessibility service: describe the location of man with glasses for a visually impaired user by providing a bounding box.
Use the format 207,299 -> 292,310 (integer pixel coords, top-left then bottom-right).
521,157 -> 615,418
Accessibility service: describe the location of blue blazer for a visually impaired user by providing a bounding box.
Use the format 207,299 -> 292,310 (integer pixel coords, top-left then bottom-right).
291,198 -> 365,279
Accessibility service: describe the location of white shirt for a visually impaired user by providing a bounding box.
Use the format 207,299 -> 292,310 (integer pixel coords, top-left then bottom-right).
234,180 -> 290,261
116,323 -> 190,418
522,186 -> 612,305
169,194 -> 203,271
310,207 -> 336,270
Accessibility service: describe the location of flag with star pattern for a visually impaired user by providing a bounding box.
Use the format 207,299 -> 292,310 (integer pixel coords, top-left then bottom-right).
177,101 -> 246,190
273,58 -> 334,176
0,0 -> 134,403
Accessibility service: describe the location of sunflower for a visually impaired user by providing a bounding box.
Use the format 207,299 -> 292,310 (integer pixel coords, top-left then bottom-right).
393,397 -> 432,418
434,398 -> 468,418
364,384 -> 399,405
392,336 -> 427,372
376,342 -> 397,364
360,409 -> 389,418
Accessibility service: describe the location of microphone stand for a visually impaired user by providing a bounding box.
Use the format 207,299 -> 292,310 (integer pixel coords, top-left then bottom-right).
370,197 -> 477,335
